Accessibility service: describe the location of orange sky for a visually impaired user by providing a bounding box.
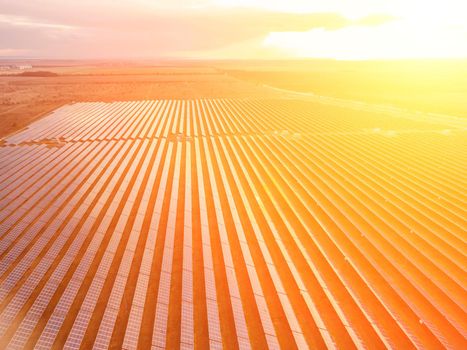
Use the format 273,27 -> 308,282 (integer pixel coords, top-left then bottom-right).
0,0 -> 466,59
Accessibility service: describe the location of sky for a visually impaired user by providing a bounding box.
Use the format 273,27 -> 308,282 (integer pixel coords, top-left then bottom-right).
1,0 -> 466,60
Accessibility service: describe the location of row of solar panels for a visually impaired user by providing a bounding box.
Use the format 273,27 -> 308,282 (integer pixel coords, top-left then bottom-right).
0,99 -> 465,349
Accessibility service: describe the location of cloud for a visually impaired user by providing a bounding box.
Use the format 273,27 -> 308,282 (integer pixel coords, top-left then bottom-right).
354,14 -> 397,27
0,48 -> 31,57
0,0 -> 396,58
0,14 -> 74,30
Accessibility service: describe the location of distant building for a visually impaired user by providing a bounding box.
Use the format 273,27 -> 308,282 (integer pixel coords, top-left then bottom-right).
0,64 -> 33,71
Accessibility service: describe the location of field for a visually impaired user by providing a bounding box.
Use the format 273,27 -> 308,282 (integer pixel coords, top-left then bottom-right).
0,72 -> 466,350
225,59 -> 467,118
0,63 -> 270,138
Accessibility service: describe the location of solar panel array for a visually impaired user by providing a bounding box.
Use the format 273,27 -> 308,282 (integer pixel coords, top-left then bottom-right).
0,99 -> 466,349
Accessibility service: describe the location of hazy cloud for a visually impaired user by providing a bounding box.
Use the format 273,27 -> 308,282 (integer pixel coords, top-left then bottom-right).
355,14 -> 397,27
0,0 -> 396,58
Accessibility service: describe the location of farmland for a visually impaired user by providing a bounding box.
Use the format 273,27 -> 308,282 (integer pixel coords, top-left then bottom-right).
0,63 -> 270,138
0,88 -> 465,349
225,59 -> 467,118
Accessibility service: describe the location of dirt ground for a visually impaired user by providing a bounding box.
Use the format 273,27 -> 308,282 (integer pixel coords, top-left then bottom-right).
2,59 -> 466,138
0,64 -> 273,137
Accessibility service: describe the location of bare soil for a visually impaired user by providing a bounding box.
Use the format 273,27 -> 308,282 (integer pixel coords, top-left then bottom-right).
0,64 -> 272,137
